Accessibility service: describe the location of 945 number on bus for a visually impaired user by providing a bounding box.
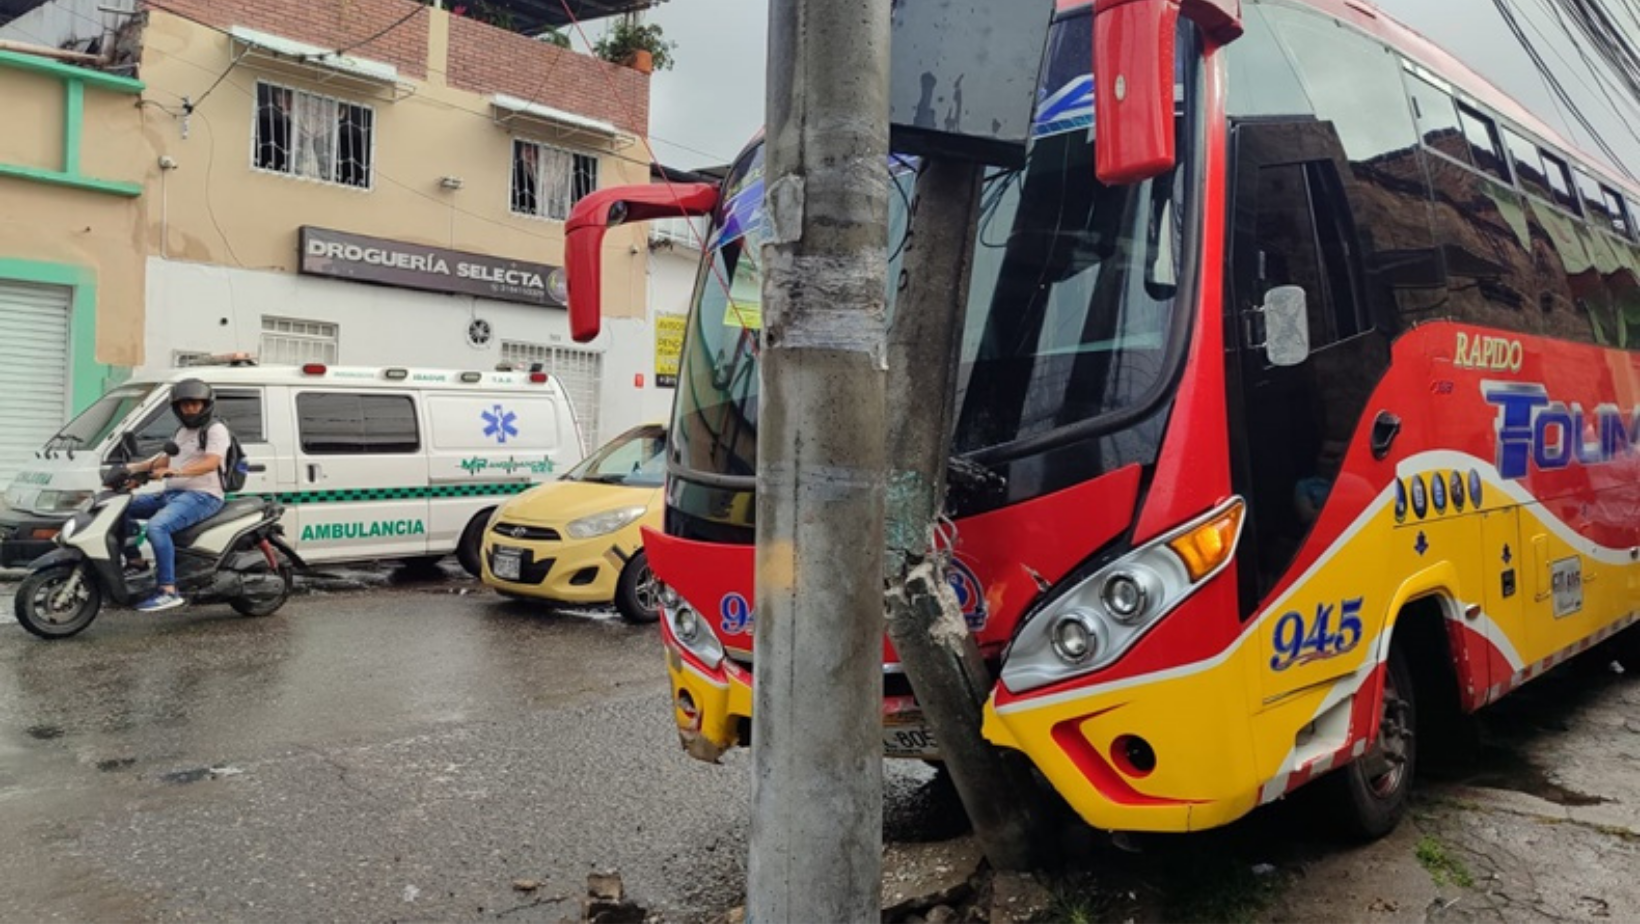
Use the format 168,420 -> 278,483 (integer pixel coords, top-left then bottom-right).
1270,598 -> 1364,671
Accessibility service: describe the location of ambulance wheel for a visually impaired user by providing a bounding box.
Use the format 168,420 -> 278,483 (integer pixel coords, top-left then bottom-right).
1318,645 -> 1416,841
615,551 -> 660,624
457,513 -> 491,578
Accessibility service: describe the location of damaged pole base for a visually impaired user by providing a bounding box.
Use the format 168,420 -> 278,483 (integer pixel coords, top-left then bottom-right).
886,561 -> 1047,872
583,870 -> 646,924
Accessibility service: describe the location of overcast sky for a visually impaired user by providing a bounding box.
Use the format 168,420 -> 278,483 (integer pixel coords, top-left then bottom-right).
620,0 -> 1640,180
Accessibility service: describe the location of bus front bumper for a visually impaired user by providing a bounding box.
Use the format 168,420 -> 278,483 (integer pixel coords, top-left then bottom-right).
662,627 -> 752,763
660,624 -> 944,764
983,672 -> 1262,834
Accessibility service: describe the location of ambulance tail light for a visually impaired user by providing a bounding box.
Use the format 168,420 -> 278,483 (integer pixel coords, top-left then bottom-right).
1000,497 -> 1246,693
529,372 -> 548,384
301,363 -> 327,376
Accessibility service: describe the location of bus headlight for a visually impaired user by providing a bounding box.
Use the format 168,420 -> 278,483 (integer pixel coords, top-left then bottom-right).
1101,572 -> 1149,623
675,605 -> 701,642
1001,498 -> 1245,693
667,598 -> 724,670
1050,610 -> 1104,664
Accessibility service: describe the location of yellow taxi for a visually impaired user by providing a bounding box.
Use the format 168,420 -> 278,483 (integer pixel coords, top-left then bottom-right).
480,423 -> 666,622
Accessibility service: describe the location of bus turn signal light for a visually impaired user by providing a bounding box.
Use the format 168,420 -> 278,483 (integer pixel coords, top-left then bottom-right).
1167,499 -> 1245,582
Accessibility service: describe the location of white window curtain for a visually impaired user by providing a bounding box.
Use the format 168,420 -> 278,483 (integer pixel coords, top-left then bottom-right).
536,145 -> 574,220
292,92 -> 337,183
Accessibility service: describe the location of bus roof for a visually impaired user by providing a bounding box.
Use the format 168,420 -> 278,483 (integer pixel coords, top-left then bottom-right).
1048,0 -> 1630,193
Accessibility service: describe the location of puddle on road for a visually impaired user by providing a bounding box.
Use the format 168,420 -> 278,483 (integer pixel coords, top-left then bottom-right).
1455,744 -> 1610,807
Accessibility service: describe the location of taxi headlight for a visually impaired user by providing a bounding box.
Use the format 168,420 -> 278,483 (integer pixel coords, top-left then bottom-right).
566,506 -> 647,539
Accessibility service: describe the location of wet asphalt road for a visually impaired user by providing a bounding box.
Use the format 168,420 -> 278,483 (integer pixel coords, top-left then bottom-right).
0,570 -> 943,923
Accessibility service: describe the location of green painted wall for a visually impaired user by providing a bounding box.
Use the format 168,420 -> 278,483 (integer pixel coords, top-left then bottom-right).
0,50 -> 143,198
0,258 -> 116,413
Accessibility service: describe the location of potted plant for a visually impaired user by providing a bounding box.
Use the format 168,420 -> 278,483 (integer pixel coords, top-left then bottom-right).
593,17 -> 676,72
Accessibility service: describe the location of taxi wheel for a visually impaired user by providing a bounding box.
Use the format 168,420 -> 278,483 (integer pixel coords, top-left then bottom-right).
615,551 -> 660,624
457,512 -> 490,578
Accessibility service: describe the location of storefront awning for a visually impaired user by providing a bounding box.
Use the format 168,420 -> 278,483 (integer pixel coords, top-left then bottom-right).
229,26 -> 414,100
492,93 -> 634,151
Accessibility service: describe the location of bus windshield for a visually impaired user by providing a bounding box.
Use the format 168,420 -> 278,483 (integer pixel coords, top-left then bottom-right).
671,10 -> 1198,483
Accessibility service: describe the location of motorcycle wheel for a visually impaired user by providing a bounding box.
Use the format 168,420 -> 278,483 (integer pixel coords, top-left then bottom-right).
231,553 -> 293,617
15,564 -> 103,639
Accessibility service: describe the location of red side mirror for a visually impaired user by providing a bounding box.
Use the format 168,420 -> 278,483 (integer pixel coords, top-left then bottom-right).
564,182 -> 720,342
1092,0 -> 1241,186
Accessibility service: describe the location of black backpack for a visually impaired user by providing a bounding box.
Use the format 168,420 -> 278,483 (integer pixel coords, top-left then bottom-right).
198,420 -> 250,493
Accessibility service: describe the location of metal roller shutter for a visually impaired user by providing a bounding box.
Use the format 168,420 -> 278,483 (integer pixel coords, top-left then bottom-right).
500,341 -> 602,454
0,281 -> 71,487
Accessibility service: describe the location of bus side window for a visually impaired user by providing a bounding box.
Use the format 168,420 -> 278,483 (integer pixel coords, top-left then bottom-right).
1252,161 -> 1364,354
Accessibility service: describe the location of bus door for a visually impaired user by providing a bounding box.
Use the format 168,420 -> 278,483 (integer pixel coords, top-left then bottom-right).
1478,506 -> 1523,703
1229,119 -> 1392,702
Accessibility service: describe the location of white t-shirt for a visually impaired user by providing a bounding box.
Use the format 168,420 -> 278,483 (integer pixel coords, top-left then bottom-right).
167,421 -> 231,498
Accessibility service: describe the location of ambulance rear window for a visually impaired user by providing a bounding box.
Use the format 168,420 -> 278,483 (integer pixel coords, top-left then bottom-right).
298,392 -> 420,454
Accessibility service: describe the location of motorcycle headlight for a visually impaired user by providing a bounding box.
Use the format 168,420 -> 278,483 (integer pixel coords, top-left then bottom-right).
58,517 -> 79,543
566,506 -> 647,539
1000,498 -> 1245,694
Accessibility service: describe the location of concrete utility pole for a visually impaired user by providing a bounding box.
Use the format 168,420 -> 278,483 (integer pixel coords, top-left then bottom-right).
883,159 -> 1044,873
746,0 -> 892,921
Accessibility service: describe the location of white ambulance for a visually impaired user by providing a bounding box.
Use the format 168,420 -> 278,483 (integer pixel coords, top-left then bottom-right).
0,358 -> 585,572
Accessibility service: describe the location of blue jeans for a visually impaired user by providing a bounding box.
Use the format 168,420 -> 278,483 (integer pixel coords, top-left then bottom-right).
125,491 -> 224,588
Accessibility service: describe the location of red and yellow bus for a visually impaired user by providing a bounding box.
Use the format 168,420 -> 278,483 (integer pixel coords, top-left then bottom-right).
566,0 -> 1640,838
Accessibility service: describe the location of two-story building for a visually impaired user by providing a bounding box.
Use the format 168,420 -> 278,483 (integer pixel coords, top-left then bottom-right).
1,0 -> 673,464
0,26 -> 146,484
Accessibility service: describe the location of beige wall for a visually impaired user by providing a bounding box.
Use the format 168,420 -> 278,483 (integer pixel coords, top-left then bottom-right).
139,8 -> 652,322
0,64 -> 148,369
0,69 -> 65,171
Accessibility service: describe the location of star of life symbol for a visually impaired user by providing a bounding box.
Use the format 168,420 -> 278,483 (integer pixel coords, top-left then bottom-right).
482,405 -> 519,444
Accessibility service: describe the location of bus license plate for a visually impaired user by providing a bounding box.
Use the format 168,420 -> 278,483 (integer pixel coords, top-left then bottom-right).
883,721 -> 939,759
493,548 -> 523,581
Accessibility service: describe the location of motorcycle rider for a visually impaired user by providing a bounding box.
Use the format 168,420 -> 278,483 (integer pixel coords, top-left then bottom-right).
122,379 -> 230,612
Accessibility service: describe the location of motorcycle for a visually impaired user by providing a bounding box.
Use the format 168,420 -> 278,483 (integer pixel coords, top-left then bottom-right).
13,436 -> 304,639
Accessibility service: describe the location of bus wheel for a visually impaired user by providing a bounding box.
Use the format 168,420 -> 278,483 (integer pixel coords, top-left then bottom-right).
1614,625 -> 1640,673
1320,645 -> 1417,841
456,513 -> 491,578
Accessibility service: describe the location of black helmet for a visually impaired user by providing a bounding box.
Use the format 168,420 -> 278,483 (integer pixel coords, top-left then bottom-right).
170,378 -> 215,429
